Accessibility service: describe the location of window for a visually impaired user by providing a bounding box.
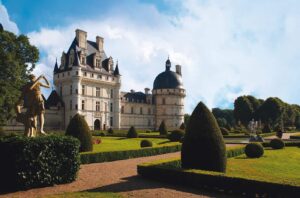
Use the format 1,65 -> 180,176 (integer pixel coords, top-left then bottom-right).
96,101 -> 100,111
121,106 -> 124,114
162,98 -> 166,105
70,100 -> 72,110
140,107 -> 143,114
76,89 -> 78,94
111,89 -> 113,98
131,107 -> 134,114
97,75 -> 102,79
68,72 -> 70,76
75,104 -> 78,110
84,72 -> 87,77
82,100 -> 85,110
104,102 -> 107,112
70,85 -> 72,95
148,119 -> 151,126
90,73 -> 94,78
62,73 -> 64,77
60,86 -> 63,96
76,71 -> 79,75
96,87 -> 100,97
148,108 -> 151,115
81,56 -> 86,65
57,74 -> 59,78
110,103 -> 113,112
96,59 -> 101,68
110,117 -> 113,127
82,85 -> 85,95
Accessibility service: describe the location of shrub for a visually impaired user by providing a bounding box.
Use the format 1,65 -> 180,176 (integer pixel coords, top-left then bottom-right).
168,130 -> 185,142
127,126 -> 138,138
179,122 -> 185,130
262,123 -> 271,133
65,113 -> 93,152
107,128 -> 114,134
270,138 -> 285,149
245,143 -> 264,158
140,139 -> 153,148
181,102 -> 227,172
100,132 -> 106,136
0,135 -> 80,190
159,120 -> 168,135
146,130 -> 151,133
220,127 -> 229,136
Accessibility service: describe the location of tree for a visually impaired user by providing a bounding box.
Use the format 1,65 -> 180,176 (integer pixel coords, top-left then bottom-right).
181,102 -> 226,172
184,114 -> 190,126
256,97 -> 284,126
234,96 -> 254,126
158,120 -> 168,135
127,126 -> 138,138
0,25 -> 39,125
212,108 -> 235,127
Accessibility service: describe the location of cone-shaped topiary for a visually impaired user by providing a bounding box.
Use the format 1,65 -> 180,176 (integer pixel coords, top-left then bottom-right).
127,126 -> 138,138
65,113 -> 93,152
181,102 -> 227,172
180,122 -> 186,130
159,120 -> 168,135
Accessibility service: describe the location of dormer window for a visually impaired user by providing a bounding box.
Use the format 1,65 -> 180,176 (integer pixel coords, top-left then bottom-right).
81,56 -> 86,65
96,59 -> 101,68
69,49 -> 74,67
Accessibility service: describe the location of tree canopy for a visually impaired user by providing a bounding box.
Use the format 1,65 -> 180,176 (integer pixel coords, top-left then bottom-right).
0,25 -> 39,125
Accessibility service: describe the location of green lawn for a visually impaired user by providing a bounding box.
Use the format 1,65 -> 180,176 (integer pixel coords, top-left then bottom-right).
84,137 -> 180,153
226,147 -> 300,186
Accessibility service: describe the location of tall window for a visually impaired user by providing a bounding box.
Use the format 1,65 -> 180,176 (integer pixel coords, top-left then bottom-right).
82,85 -> 85,95
82,100 -> 85,110
110,103 -> 113,112
81,56 -> 86,65
96,101 -> 100,111
96,59 -> 101,68
75,104 -> 78,110
121,106 -> 124,114
148,108 -> 151,115
111,89 -> 113,98
60,86 -> 63,96
104,102 -> 107,112
110,117 -> 113,127
140,107 -> 143,114
96,87 -> 100,97
70,100 -> 72,110
131,107 -> 134,114
70,85 -> 72,95
162,98 -> 166,105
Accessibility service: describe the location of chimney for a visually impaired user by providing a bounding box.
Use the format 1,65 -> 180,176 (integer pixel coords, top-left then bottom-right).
76,29 -> 87,49
144,88 -> 150,95
130,89 -> 135,93
175,65 -> 182,75
96,36 -> 104,51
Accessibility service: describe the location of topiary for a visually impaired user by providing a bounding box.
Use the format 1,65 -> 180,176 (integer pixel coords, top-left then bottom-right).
180,122 -> 186,130
262,123 -> 271,133
65,113 -> 93,152
168,130 -> 185,142
127,126 -> 138,138
107,128 -> 114,134
220,127 -> 229,136
181,102 -> 227,172
270,138 -> 285,149
158,120 -> 168,135
245,143 -> 264,158
140,139 -> 153,147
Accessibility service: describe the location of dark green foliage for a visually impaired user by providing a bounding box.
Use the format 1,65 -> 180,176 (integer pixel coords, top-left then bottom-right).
181,102 -> 227,172
295,115 -> 300,129
127,126 -> 138,138
179,122 -> 185,130
107,128 -> 114,134
80,144 -> 181,164
158,120 -> 168,135
168,129 -> 185,142
65,113 -> 93,152
216,118 -> 227,128
234,96 -> 255,126
245,143 -> 264,158
256,97 -> 284,125
140,139 -> 153,147
0,135 -> 80,190
0,28 -> 39,125
184,114 -> 190,127
220,127 -> 229,136
270,138 -> 285,149
212,108 -> 235,127
262,123 -> 272,133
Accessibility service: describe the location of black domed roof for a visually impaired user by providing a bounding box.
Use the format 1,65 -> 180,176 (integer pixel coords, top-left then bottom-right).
153,58 -> 183,90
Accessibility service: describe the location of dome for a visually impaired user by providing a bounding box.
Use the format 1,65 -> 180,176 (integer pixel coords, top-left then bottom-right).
153,70 -> 183,89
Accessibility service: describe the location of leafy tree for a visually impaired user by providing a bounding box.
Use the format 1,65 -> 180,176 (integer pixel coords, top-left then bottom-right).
234,96 -> 254,126
256,97 -> 284,126
212,108 -> 235,127
184,114 -> 190,126
0,25 -> 39,125
181,102 -> 226,172
216,118 -> 227,128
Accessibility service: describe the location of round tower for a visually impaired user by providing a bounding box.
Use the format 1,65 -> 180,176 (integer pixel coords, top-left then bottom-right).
152,58 -> 186,130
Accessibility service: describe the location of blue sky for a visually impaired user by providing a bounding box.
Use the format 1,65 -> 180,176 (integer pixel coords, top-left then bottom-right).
1,0 -> 300,113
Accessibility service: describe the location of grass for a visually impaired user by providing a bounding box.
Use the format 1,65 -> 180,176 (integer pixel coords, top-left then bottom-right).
84,137 -> 180,153
46,192 -> 122,198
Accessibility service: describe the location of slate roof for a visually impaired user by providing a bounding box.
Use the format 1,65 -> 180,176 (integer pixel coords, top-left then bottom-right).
45,90 -> 64,108
123,92 -> 147,103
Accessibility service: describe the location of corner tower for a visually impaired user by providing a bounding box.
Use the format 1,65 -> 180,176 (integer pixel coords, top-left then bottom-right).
153,58 -> 186,130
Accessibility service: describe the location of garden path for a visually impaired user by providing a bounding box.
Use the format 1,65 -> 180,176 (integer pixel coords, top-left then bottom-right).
267,132 -> 300,139
1,144 -> 240,198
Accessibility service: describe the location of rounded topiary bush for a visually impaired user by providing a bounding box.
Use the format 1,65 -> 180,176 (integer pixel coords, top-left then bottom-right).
181,102 -> 227,172
270,138 -> 285,149
159,120 -> 168,135
140,139 -> 153,148
107,128 -> 114,134
127,126 -> 138,138
245,143 -> 264,158
220,127 -> 229,136
168,130 -> 185,142
65,113 -> 93,152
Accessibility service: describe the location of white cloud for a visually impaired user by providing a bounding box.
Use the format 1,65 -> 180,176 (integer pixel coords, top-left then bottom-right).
0,3 -> 19,34
28,0 -> 300,113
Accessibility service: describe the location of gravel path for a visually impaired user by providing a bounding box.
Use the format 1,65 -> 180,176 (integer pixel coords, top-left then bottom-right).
266,132 -> 300,140
1,145 -> 240,198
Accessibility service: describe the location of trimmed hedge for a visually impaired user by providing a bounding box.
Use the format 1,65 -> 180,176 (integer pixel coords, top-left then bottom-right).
245,143 -> 264,158
127,126 -> 138,138
0,135 -> 80,191
80,144 -> 181,164
138,158 -> 300,197
168,130 -> 185,142
290,135 -> 300,140
140,139 -> 153,148
159,121 -> 168,135
262,141 -> 300,147
269,138 -> 285,149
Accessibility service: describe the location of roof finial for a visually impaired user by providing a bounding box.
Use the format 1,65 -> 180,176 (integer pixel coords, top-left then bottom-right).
165,56 -> 171,71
